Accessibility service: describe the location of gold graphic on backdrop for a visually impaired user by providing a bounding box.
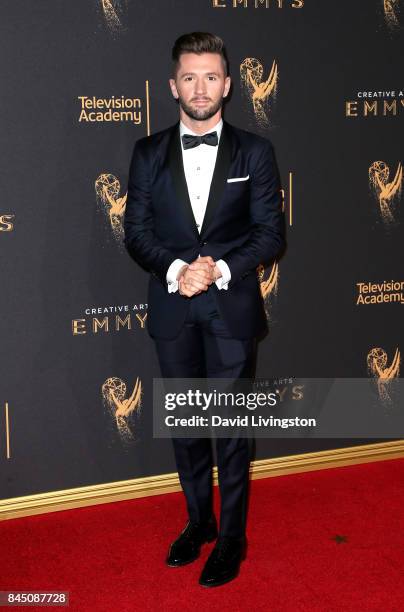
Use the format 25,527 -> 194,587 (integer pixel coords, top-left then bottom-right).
257,262 -> 279,319
356,279 -> 404,305
369,161 -> 402,224
95,173 -> 127,244
367,347 -> 401,405
100,0 -> 125,32
212,1 -> 305,8
280,172 -> 294,226
0,214 -> 15,232
4,402 -> 11,459
102,376 -> 142,442
240,58 -> 278,127
384,0 -> 401,28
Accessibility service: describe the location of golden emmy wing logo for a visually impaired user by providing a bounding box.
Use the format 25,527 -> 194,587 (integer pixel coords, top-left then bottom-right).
99,0 -> 126,32
369,161 -> 402,224
95,173 -> 127,245
257,262 -> 279,318
367,347 -> 401,405
383,0 -> 401,28
240,58 -> 278,127
102,376 -> 142,441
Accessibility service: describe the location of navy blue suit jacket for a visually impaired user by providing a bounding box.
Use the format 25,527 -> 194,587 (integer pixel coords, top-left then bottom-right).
124,120 -> 285,340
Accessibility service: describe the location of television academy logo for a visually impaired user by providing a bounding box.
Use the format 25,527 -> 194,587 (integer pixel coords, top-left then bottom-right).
77,96 -> 142,125
367,347 -> 401,405
102,376 -> 142,442
356,280 -> 404,305
257,262 -> 279,318
95,173 -> 127,246
240,58 -> 278,127
369,160 -> 402,224
0,214 -> 15,232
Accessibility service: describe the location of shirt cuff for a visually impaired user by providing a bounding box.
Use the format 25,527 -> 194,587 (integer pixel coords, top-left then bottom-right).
166,259 -> 188,293
215,259 -> 231,290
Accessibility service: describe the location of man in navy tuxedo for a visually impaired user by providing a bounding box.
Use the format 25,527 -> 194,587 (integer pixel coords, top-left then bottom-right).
124,32 -> 285,587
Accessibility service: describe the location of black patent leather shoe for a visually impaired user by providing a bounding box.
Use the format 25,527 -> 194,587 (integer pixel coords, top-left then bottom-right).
199,536 -> 246,587
166,516 -> 218,567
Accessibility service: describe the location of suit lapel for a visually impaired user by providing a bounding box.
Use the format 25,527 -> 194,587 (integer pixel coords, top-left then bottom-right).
168,123 -> 200,239
167,120 -> 234,239
200,121 -> 233,237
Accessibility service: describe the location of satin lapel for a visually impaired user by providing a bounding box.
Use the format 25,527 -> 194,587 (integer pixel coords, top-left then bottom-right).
200,121 -> 233,237
167,123 -> 200,240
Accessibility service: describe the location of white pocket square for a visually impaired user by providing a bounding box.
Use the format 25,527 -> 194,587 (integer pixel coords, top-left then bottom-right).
227,175 -> 250,183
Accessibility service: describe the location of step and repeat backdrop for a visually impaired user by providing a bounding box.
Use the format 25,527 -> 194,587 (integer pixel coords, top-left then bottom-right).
1,1 -> 403,499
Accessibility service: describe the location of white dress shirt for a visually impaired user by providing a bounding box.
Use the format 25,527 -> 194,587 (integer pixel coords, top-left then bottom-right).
166,117 -> 231,293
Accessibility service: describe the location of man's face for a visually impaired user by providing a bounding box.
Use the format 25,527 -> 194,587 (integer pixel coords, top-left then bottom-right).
169,52 -> 231,121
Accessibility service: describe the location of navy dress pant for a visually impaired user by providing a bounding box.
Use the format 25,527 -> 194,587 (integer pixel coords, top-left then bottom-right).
154,288 -> 256,538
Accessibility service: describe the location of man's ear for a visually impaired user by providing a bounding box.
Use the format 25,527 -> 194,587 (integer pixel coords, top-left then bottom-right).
223,76 -> 231,99
169,78 -> 179,99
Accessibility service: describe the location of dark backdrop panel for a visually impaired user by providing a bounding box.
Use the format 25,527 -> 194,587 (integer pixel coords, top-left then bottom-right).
1,1 -> 402,499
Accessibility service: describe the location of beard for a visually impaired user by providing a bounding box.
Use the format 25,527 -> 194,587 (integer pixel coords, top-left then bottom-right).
178,95 -> 223,121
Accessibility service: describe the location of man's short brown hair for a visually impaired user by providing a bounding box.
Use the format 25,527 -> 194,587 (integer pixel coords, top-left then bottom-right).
172,32 -> 229,76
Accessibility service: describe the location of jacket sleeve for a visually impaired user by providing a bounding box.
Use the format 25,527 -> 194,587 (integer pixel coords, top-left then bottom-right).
123,139 -> 176,284
223,140 -> 285,288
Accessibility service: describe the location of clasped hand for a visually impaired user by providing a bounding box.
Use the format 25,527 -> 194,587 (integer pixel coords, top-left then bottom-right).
178,256 -> 222,298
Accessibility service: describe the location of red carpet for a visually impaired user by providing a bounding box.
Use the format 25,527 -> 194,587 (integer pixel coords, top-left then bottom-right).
1,458 -> 404,611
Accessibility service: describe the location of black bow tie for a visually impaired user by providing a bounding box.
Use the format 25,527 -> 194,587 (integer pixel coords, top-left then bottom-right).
181,131 -> 218,150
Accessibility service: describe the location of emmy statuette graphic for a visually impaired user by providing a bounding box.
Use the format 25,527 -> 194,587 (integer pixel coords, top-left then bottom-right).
240,58 -> 278,127
383,0 -> 401,28
257,262 -> 279,319
102,376 -> 142,442
95,173 -> 128,246
369,161 -> 402,224
367,347 -> 401,406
